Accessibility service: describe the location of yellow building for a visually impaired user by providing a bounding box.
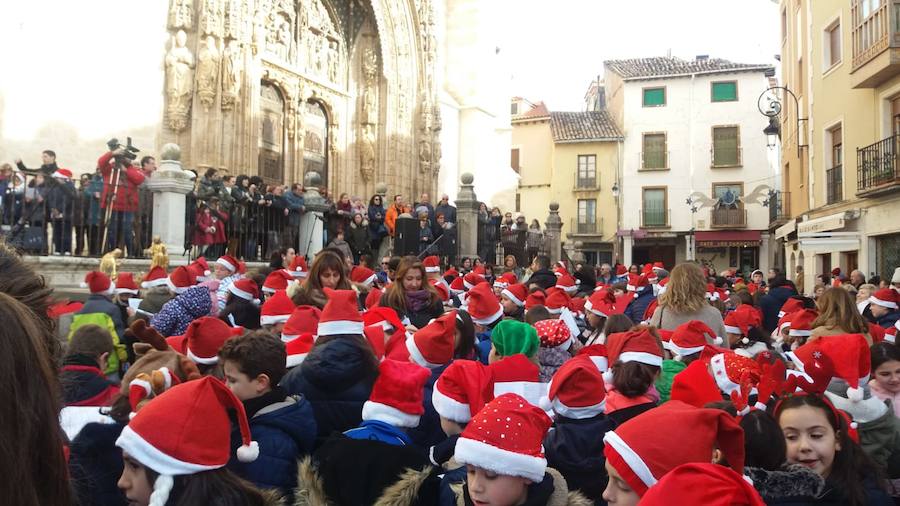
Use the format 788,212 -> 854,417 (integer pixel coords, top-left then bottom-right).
511,99 -> 623,266
779,0 -> 900,290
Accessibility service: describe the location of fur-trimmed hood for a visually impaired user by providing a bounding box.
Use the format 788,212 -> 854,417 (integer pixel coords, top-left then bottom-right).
451,468 -> 592,506
294,456 -> 435,506
745,464 -> 824,502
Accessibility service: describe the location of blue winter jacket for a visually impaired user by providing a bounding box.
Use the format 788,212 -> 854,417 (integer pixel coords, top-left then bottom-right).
408,363 -> 450,449
228,395 -> 317,498
476,330 -> 492,364
68,422 -> 127,506
344,419 -> 412,446
150,286 -> 212,337
877,309 -> 900,329
760,285 -> 798,333
623,287 -> 655,324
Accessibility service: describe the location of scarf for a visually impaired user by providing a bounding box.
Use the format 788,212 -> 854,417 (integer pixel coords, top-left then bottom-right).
405,289 -> 431,313
242,386 -> 288,419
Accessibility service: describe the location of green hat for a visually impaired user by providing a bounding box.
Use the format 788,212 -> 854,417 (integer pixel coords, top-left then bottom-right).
491,320 -> 539,358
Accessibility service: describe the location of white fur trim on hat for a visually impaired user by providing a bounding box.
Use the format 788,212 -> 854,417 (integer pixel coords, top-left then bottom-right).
115,287 -> 139,295
216,257 -> 237,272
186,348 -> 219,365
260,314 -> 290,326
116,425 -> 220,476
493,381 -> 549,409
406,334 -> 443,369
618,351 -> 662,367
431,385 -> 471,423
626,284 -> 636,292
228,284 -> 256,302
584,300 -> 608,318
317,320 -> 365,336
869,295 -> 899,309
468,304 -> 505,326
141,278 -> 169,289
788,328 -> 811,337
550,397 -> 606,420
361,400 -> 421,428
501,288 -> 525,307
454,436 -> 547,483
425,265 -> 440,273
165,278 -> 188,295
710,353 -> 739,395
603,430 -> 657,490
281,334 -> 299,343
668,343 -> 705,358
286,353 -> 307,368
463,279 -> 476,290
589,356 -> 609,372
723,324 -> 741,335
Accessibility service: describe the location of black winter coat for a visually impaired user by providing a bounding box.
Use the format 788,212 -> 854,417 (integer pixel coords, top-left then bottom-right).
407,363 -> 450,449
280,337 -> 378,440
527,268 -> 557,290
760,286 -> 798,333
68,421 -> 127,506
544,414 -> 616,503
219,297 -> 261,329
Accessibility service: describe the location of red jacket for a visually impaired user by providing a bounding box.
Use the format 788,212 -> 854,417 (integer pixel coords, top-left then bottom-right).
97,151 -> 145,212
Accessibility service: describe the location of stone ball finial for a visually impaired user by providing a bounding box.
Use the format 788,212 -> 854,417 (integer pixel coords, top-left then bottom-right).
160,143 -> 182,161
549,202 -> 560,212
304,171 -> 323,188
460,172 -> 474,185
375,182 -> 388,195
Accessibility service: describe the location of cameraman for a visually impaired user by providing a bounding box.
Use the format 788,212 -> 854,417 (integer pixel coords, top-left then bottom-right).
97,145 -> 146,255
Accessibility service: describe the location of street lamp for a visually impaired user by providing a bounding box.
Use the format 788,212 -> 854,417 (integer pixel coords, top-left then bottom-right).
757,86 -> 807,156
611,181 -> 619,198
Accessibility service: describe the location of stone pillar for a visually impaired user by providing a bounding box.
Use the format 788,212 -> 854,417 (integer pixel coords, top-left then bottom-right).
455,173 -> 479,259
545,202 -> 562,264
623,235 -> 634,267
685,234 -> 696,261
760,231 -> 771,274
298,171 -> 330,259
145,144 -> 196,261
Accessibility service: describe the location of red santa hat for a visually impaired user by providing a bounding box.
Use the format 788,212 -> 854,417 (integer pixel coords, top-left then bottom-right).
709,352 -> 761,397
534,319 -> 572,349
193,257 -> 211,277
544,288 -> 571,314
127,366 -> 182,415
430,279 -> 450,302
615,264 -> 628,276
406,310 -> 457,368
463,271 -> 486,290
656,277 -> 670,295
778,297 -> 806,318
454,393 -> 553,482
670,320 -> 720,358
585,290 -> 620,318
524,291 -> 546,310
885,321 -> 900,344
52,168 -> 73,180
260,290 -> 295,326
870,288 -> 899,309
262,270 -> 294,294
555,274 -> 578,294
166,266 -> 194,294
603,400 -> 745,497
790,334 -> 870,401
215,254 -> 240,273
81,271 -> 115,296
606,328 -> 663,368
776,312 -> 794,334
288,256 -> 309,278
788,308 -> 818,337
670,360 -> 726,408
462,283 -> 504,325
115,272 -> 140,295
443,267 -> 459,278
539,355 -> 606,419
365,287 -> 383,309
449,276 -> 466,295
432,359 -> 493,423
553,262 -> 569,278
652,262 -> 665,272
640,463 -> 766,506
185,262 -> 205,284
627,273 -> 648,293
488,354 -> 544,408
642,263 -> 658,283
501,283 -> 528,307
285,333 -> 315,368
281,305 -> 322,342
184,316 -> 243,365
115,377 -> 259,506
227,278 -> 260,305
350,266 -> 378,287
316,289 -> 364,336
361,359 -> 431,428
723,305 -> 762,337
577,344 -> 610,372
363,306 -> 404,334
141,266 -> 169,289
473,264 -> 487,276
423,255 -> 441,273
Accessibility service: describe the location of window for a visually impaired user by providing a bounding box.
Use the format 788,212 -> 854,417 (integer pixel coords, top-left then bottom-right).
642,133 -> 667,169
892,96 -> 900,136
827,126 -> 843,204
825,21 -> 842,68
510,148 -> 520,173
711,82 -> 738,102
511,103 -> 518,115
712,126 -> 741,167
642,188 -> 667,227
642,87 -> 666,107
577,155 -> 596,188
712,183 -> 745,227
577,199 -> 597,233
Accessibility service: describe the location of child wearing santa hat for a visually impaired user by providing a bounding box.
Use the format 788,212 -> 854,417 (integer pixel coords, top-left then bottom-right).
500,282 -> 528,321
488,319 -> 540,366
149,284 -> 213,337
219,277 -> 262,329
534,318 -> 578,382
74,271 -> 127,375
213,254 -> 244,312
604,327 -> 664,426
218,331 -> 316,499
870,288 -> 900,330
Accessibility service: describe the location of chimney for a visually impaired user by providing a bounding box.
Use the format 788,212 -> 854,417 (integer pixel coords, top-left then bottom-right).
696,54 -> 709,61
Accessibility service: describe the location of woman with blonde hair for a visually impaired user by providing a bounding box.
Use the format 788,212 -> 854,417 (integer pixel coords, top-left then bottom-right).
811,286 -> 873,345
647,262 -> 728,337
379,257 -> 443,329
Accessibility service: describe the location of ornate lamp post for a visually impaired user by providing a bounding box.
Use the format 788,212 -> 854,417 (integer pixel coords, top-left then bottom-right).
757,86 -> 808,156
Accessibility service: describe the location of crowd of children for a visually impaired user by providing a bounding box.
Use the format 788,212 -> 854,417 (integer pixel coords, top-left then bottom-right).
8,237 -> 900,505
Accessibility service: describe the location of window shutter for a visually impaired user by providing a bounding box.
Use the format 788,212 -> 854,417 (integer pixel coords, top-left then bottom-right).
713,127 -> 739,166
643,134 -> 667,169
643,88 -> 665,106
712,82 -> 737,102
510,148 -> 520,173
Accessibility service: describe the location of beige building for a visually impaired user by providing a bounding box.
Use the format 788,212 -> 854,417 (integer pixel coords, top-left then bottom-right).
778,0 -> 900,290
511,99 -> 623,266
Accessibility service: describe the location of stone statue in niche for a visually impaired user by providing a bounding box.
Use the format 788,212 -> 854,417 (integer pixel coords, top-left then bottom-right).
252,7 -> 267,54
278,17 -> 292,60
361,46 -> 378,125
360,124 -> 375,181
200,0 -> 224,37
420,99 -> 433,131
419,137 -> 432,172
221,39 -> 241,109
327,40 -> 340,83
169,0 -> 193,30
267,14 -> 291,60
314,35 -> 326,75
433,136 -> 442,171
224,0 -> 249,40
165,30 -> 195,131
196,35 -> 221,109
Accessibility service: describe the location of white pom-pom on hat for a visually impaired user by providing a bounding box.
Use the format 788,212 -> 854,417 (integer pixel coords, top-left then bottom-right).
847,386 -> 864,403
236,441 -> 259,462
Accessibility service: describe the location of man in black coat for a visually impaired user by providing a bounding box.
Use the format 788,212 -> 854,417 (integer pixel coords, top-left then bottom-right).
526,255 -> 557,290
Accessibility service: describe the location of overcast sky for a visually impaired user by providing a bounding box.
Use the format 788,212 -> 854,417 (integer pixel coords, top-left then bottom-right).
0,0 -> 780,140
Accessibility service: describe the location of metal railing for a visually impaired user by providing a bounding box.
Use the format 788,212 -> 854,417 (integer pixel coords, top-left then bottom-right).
857,134 -> 900,193
711,207 -> 747,228
576,177 -> 598,189
769,191 -> 791,224
569,217 -> 602,235
851,0 -> 900,70
826,165 -> 843,204
640,208 -> 670,228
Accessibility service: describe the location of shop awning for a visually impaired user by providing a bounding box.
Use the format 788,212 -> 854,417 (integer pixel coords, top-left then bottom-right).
695,230 -> 761,247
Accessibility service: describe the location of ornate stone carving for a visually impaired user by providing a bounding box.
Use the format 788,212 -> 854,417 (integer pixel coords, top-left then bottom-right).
362,46 -> 378,125
359,123 -> 375,181
327,39 -> 340,83
418,137 -> 431,173
221,39 -> 241,110
224,0 -> 249,41
165,30 -> 194,131
200,0 -> 225,38
266,12 -> 292,61
196,35 -> 221,109
168,0 -> 194,30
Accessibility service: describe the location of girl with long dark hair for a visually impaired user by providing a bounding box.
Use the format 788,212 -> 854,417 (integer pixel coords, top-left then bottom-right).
379,258 -> 443,329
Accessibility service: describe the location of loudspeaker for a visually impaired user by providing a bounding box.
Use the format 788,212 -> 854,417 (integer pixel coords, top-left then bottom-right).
393,216 -> 419,256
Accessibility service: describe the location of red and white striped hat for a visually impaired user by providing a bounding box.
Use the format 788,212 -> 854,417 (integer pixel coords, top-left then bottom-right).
281,305 -> 322,342
260,290 -> 295,326
539,355 -> 606,419
167,266 -> 195,294
141,266 -> 169,289
288,256 -> 309,278
362,359 -> 431,428
870,288 -> 899,309
350,266 -> 378,287
501,283 -> 528,307
423,255 -> 441,273
406,310 -> 457,368
184,316 -> 243,365
316,289 -> 364,337
228,278 -> 260,305
115,377 -> 259,506
462,283 -> 504,325
432,359 -> 492,423
81,271 -> 115,296
262,270 -> 294,294
115,272 -> 140,295
216,254 -> 241,273
285,333 -> 315,368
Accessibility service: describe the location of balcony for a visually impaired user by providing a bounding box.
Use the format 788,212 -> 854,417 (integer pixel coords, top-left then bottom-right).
826,165 -> 843,204
850,0 -> 900,88
640,209 -> 670,228
574,177 -> 599,191
769,191 -> 791,225
710,207 -> 747,228
568,217 -> 603,237
710,147 -> 743,168
639,151 -> 670,171
857,134 -> 900,196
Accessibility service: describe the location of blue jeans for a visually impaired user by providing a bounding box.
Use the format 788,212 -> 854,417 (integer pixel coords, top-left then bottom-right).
106,210 -> 134,254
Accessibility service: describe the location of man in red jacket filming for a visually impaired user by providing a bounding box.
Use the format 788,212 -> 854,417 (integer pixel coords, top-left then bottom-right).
97,138 -> 145,255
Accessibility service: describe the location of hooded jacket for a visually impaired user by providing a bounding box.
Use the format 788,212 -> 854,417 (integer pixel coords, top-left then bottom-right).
149,286 -> 212,337
280,337 -> 378,438
544,415 -> 616,503
78,294 -> 126,340
68,421 -> 128,506
744,464 -> 824,506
